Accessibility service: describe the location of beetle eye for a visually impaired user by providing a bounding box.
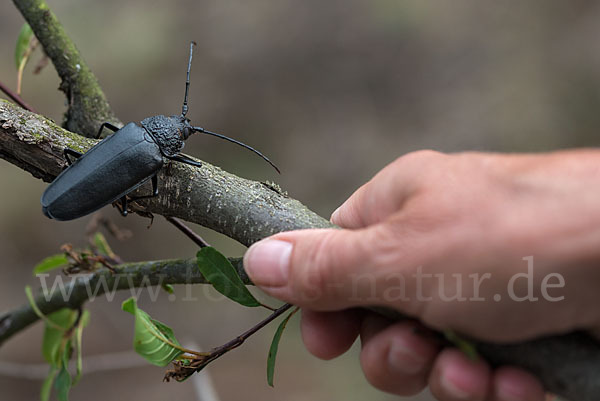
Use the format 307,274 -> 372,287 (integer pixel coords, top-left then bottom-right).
183,127 -> 192,139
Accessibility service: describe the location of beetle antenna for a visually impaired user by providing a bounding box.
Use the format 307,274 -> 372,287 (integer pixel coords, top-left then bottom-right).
181,41 -> 196,117
192,127 -> 280,174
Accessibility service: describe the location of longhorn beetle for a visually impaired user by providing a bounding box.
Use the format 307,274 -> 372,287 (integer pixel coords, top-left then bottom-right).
41,42 -> 279,221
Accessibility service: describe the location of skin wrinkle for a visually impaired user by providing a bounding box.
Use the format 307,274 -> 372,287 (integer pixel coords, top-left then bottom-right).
367,221 -> 432,317
293,231 -> 342,304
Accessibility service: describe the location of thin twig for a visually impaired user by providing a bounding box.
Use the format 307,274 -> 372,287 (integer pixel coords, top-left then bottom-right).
0,80 -> 36,112
165,303 -> 293,381
166,216 -> 211,248
209,303 -> 293,357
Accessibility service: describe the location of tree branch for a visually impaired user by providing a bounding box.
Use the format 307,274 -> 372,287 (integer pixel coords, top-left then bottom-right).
0,100 -> 332,246
0,257 -> 246,346
12,0 -> 119,137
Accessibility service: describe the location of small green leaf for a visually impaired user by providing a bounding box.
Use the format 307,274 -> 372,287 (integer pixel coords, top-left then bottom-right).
444,330 -> 478,360
39,310 -> 86,401
15,23 -> 33,70
33,254 -> 69,275
25,285 -> 45,321
79,309 -> 91,328
121,297 -> 135,314
42,309 -> 77,365
93,232 -> 114,258
197,247 -> 260,307
267,308 -> 297,387
72,310 -> 90,385
161,283 -> 174,294
41,366 -> 58,401
122,297 -> 183,366
54,362 -> 71,401
25,286 -> 64,331
15,23 -> 36,94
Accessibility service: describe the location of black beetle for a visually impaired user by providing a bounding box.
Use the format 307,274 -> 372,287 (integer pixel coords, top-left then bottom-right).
41,42 -> 279,221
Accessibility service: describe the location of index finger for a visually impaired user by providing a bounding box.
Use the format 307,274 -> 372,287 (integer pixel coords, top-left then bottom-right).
331,152 -> 435,228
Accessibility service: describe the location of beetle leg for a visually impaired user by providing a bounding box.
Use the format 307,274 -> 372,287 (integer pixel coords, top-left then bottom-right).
118,176 -> 159,217
63,148 -> 83,166
149,174 -> 159,196
120,197 -> 128,216
129,175 -> 160,201
95,122 -> 120,139
167,154 -> 203,168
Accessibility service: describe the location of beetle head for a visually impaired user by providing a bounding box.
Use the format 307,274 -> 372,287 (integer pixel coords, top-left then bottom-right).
165,114 -> 194,141
140,114 -> 191,157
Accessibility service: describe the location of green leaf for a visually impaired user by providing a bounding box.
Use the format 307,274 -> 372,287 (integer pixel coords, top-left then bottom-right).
122,297 -> 183,366
25,286 -> 68,330
197,247 -> 260,307
38,309 -> 86,401
14,23 -> 33,70
72,310 -> 90,385
161,283 -> 174,294
93,232 -> 114,258
121,297 -> 135,314
15,23 -> 36,94
444,330 -> 478,360
42,309 -> 77,365
40,366 -> 58,401
267,309 -> 297,387
33,253 -> 69,275
25,285 -> 46,322
55,362 -> 71,401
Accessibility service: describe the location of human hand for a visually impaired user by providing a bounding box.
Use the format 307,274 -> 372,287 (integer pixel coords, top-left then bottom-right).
243,150 -> 600,400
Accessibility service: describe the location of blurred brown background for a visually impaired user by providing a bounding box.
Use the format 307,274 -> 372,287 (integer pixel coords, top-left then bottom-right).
1,1 -> 599,400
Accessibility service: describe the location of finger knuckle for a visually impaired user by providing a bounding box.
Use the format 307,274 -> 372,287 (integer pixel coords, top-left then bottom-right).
395,149 -> 444,166
360,342 -> 426,396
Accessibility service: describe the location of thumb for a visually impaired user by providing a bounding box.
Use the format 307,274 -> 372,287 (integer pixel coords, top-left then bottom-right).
243,226 -> 395,311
